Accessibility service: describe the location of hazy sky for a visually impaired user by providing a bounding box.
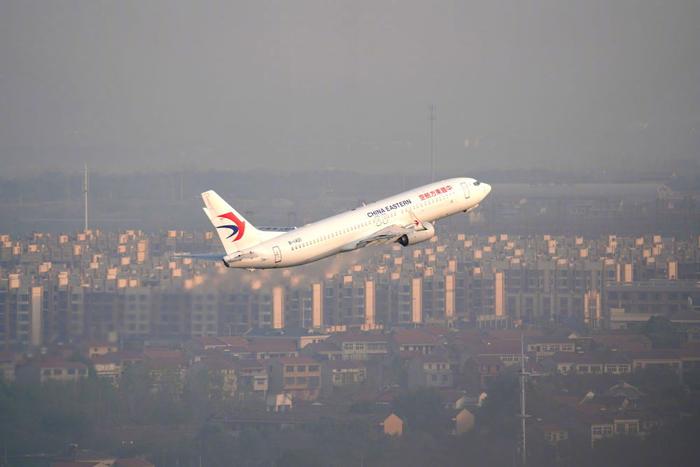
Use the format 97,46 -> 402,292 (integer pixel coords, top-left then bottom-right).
1,0 -> 698,176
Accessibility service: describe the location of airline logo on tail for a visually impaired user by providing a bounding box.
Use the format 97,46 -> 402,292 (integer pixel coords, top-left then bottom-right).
217,212 -> 246,242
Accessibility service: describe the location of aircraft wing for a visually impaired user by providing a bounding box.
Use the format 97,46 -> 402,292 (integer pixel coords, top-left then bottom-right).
341,224 -> 414,251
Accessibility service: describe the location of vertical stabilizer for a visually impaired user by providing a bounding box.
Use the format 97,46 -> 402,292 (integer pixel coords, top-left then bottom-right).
201,190 -> 265,254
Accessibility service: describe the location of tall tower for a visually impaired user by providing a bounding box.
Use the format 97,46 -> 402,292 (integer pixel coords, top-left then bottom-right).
519,334 -> 530,466
428,104 -> 436,182
83,163 -> 89,231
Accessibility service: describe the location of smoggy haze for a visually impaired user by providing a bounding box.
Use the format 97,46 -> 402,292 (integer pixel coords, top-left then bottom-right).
1,0 -> 698,176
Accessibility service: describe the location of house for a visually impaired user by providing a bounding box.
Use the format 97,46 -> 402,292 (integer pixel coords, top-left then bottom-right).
18,358 -> 88,384
90,353 -> 123,384
542,424 -> 569,445
301,340 -> 343,361
323,360 -> 367,388
90,350 -> 145,385
192,355 -> 238,399
526,336 -> 575,357
629,350 -> 682,373
393,328 -> 445,355
83,341 -> 119,358
266,392 -> 293,412
589,333 -> 652,353
381,413 -> 404,436
473,355 -> 505,386
475,339 -> 526,366
326,332 -> 389,360
269,357 -> 321,401
246,337 -> 299,360
235,359 -> 268,398
452,408 -> 475,435
550,352 -> 632,375
143,349 -> 187,394
407,354 -> 453,389
589,416 -> 642,447
0,351 -> 21,382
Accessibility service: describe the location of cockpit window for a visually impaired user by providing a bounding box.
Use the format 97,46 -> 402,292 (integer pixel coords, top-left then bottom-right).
473,180 -> 481,186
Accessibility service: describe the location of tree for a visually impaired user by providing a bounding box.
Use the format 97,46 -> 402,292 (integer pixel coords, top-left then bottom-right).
643,316 -> 682,348
392,388 -> 450,436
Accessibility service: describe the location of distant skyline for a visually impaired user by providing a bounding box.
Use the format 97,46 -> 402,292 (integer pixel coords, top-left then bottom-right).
1,0 -> 698,176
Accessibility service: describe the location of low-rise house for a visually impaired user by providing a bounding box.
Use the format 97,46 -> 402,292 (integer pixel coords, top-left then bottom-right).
393,328 -> 444,355
266,392 -> 293,412
589,333 -> 652,353
452,408 -> 475,435
381,413 -> 404,436
83,341 -> 119,358
235,359 -> 268,398
407,354 -> 453,389
301,340 -> 343,361
91,353 -> 123,384
629,350 -> 682,373
18,358 -> 88,384
90,350 -> 144,385
327,332 -> 389,360
269,356 -> 321,401
0,351 -> 21,382
143,349 -> 187,394
475,339 -> 525,366
246,337 -> 298,360
192,355 -> 238,399
550,352 -> 632,375
542,424 -> 569,445
526,336 -> 575,357
323,360 -> 368,388
589,415 -> 643,447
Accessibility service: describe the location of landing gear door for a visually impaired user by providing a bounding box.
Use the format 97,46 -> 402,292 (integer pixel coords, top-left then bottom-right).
460,182 -> 471,199
272,246 -> 282,263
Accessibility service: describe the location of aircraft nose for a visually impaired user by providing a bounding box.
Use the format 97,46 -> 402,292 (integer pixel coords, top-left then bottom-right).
482,183 -> 492,197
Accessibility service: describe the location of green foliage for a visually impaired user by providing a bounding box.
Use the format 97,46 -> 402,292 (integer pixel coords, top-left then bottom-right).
392,388 -> 450,436
643,315 -> 683,348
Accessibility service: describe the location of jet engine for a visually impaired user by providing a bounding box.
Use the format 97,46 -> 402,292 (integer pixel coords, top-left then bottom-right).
397,222 -> 435,247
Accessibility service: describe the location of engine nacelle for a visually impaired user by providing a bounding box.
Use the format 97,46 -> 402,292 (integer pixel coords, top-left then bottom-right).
397,222 -> 435,247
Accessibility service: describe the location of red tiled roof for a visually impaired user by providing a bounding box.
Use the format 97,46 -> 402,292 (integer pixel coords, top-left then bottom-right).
392,328 -> 444,345
304,341 -> 342,354
143,349 -> 186,368
198,355 -> 237,371
234,358 -> 265,369
217,336 -> 250,348
476,339 -> 523,355
246,337 -> 297,352
327,331 -> 389,344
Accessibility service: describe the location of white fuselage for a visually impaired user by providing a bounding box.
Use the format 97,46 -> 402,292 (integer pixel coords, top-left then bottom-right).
229,177 -> 491,268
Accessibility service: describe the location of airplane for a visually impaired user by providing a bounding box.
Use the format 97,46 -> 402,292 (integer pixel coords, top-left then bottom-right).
177,177 -> 491,269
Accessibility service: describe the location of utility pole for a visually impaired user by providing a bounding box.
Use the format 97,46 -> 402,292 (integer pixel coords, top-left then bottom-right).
518,333 -> 530,466
83,163 -> 89,232
428,104 -> 436,182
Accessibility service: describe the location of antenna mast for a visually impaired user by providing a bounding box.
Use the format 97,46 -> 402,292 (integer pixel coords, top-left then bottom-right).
83,163 -> 89,232
519,333 -> 530,466
429,104 -> 436,182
